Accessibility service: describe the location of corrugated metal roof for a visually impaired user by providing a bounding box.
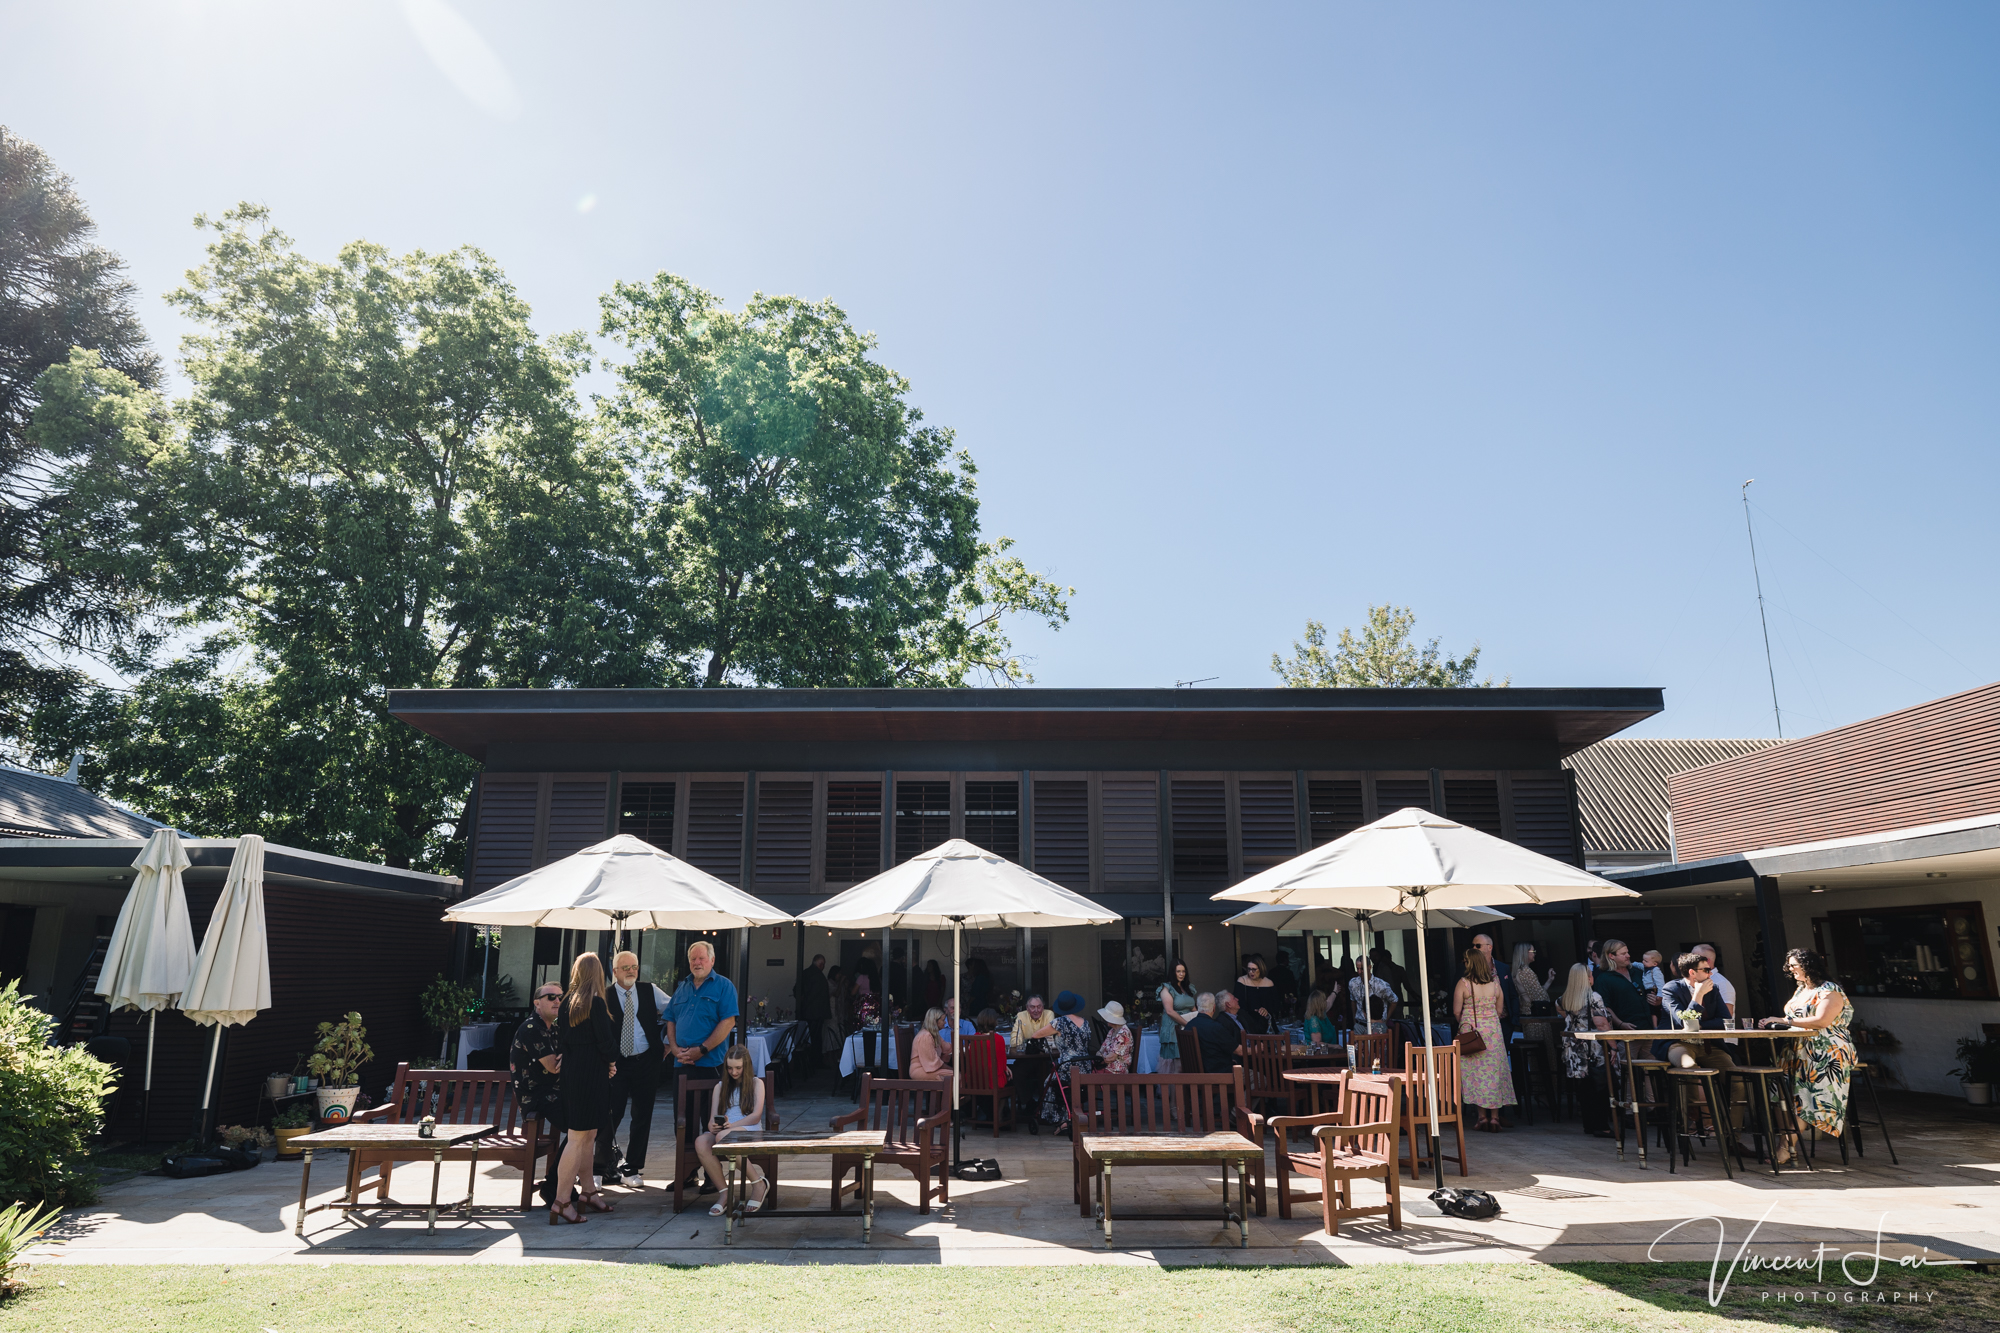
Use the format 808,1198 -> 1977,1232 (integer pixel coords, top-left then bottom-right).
1564,738 -> 1789,855
0,765 -> 165,840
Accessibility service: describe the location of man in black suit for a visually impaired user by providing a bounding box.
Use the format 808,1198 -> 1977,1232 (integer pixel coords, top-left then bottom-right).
793,953 -> 831,1070
598,950 -> 669,1187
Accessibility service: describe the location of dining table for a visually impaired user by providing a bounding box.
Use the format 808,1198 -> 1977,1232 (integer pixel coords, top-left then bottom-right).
1572,1026 -> 1817,1169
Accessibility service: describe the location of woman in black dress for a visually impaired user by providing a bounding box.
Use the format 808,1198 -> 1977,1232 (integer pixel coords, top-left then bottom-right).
551,952 -> 618,1224
1232,954 -> 1278,1035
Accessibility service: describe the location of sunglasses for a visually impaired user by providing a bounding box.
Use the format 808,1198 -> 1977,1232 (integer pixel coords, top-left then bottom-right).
535,991 -> 563,1001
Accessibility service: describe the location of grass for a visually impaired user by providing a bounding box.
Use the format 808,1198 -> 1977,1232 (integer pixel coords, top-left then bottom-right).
2,1262 -> 1995,1332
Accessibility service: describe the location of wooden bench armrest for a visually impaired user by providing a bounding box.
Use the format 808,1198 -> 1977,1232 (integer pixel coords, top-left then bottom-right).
829,1108 -> 865,1130
1268,1110 -> 1346,1134
1316,1118 -> 1397,1140
915,1108 -> 953,1135
351,1104 -> 395,1124
1234,1107 -> 1266,1140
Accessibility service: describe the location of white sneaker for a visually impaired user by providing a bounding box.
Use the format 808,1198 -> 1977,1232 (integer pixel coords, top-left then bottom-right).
623,1171 -> 644,1188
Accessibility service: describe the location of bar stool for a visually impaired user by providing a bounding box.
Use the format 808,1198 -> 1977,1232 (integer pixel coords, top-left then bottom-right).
1508,1040 -> 1561,1125
1614,1057 -> 1669,1159
1663,1066 -> 1735,1177
1728,1063 -> 1812,1175
1805,1060 -> 1900,1166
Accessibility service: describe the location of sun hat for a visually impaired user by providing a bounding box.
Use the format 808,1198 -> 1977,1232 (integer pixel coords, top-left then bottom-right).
1097,1000 -> 1126,1025
1055,990 -> 1085,1015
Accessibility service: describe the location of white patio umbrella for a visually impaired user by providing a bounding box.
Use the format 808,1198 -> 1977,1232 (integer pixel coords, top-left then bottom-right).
444,835 -> 791,932
181,834 -> 272,1142
1222,900 -> 1511,1046
802,839 -> 1120,1168
96,829 -> 198,1142
1215,808 -> 1638,1190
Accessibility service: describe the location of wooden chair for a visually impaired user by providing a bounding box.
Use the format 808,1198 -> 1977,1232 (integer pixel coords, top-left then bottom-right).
1352,1030 -> 1394,1074
894,1024 -> 917,1078
1243,1033 -> 1304,1125
672,1070 -> 779,1214
1310,1075 -> 1403,1235
829,1076 -> 952,1214
1178,1028 -> 1205,1074
1271,1069 -> 1348,1220
348,1064 -> 543,1209
1067,1067 -> 1267,1218
1399,1043 -> 1468,1180
958,1033 -> 1013,1136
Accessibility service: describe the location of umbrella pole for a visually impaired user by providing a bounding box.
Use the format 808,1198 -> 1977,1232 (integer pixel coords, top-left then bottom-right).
142,1010 -> 156,1145
951,918 -> 964,1169
198,1024 -> 223,1144
1414,895 -> 1444,1193
1357,914 -> 1374,1044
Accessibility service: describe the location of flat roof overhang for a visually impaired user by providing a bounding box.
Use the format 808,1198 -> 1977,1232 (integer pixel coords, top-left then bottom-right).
1609,812 -> 2000,904
386,686 -> 1663,766
0,839 -> 461,900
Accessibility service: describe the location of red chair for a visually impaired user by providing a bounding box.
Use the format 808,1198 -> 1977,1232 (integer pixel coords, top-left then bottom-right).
959,1033 -> 1013,1135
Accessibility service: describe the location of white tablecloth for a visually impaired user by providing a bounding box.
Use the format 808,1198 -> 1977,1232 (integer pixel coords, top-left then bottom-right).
1136,1028 -> 1162,1074
744,1026 -> 785,1077
455,1022 -> 501,1070
839,1029 -> 903,1077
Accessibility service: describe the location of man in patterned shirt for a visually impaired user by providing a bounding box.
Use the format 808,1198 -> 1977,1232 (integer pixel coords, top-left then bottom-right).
511,983 -> 566,1204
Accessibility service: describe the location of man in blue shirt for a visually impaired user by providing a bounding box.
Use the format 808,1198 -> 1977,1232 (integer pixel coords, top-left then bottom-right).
665,939 -> 739,1195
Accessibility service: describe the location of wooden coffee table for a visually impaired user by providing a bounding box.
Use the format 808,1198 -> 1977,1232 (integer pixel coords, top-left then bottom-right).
1080,1132 -> 1260,1249
713,1130 -> 888,1247
291,1122 -> 493,1235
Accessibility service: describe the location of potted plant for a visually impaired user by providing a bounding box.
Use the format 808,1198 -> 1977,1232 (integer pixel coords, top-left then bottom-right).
1949,1034 -> 2000,1105
308,1012 -> 374,1124
1676,1007 -> 1703,1034
273,1103 -> 313,1157
420,975 -> 478,1063
265,1071 -> 292,1100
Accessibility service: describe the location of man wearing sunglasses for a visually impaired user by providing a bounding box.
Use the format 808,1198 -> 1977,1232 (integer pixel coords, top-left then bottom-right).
1653,952 -> 1736,1072
510,983 -> 568,1205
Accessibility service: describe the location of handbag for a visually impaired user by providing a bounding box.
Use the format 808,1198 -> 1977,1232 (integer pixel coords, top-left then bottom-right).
1455,988 -> 1489,1056
1430,1187 -> 1502,1220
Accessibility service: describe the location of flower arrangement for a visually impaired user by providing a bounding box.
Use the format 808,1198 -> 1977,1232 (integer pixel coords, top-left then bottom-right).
1676,1008 -> 1703,1032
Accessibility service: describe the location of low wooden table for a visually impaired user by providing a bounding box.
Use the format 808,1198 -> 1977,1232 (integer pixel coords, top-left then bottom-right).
291,1123 -> 492,1236
1080,1132 -> 1260,1249
714,1130 -> 888,1247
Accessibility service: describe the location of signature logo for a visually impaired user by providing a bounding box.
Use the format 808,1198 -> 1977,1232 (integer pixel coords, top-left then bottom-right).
1651,1203 -> 1975,1306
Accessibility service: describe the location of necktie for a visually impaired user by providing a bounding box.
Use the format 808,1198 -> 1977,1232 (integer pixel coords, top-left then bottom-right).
621,988 -> 637,1057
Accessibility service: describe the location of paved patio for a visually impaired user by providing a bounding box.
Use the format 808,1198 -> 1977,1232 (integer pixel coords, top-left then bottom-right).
36,1081 -> 2000,1269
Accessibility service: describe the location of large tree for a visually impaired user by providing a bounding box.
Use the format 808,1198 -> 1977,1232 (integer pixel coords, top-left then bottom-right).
599,274 -> 1069,686
0,127 -> 161,735
1272,604 -> 1505,687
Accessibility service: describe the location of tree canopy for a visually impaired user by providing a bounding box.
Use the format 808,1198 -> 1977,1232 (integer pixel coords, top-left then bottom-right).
1271,604 -> 1505,687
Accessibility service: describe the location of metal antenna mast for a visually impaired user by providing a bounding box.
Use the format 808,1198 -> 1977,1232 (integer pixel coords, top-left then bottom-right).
1741,479 -> 1783,738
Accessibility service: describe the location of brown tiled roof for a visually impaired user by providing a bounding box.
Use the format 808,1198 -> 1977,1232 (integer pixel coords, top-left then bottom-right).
0,765 -> 165,840
1563,738 -> 1789,856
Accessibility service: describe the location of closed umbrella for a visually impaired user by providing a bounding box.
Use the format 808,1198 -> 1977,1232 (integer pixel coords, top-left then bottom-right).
802,839 -> 1120,1169
1215,808 -> 1638,1189
181,835 -> 272,1142
96,829 -> 198,1142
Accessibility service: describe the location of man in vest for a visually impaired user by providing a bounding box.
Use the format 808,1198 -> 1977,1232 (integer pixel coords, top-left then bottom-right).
598,950 -> 669,1187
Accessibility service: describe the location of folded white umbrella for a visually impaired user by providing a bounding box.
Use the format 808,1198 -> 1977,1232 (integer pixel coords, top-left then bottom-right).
444,834 -> 790,930
1215,808 -> 1638,1189
182,834 -> 272,1140
96,829 -> 198,1141
803,839 -> 1120,1167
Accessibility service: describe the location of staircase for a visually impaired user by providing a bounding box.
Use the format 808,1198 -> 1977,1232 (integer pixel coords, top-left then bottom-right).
59,935 -> 112,1045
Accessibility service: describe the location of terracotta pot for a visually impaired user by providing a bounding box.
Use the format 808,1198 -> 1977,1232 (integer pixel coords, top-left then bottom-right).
314,1085 -> 362,1124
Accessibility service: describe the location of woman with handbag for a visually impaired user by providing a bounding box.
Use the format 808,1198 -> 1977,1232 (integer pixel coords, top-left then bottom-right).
1452,948 -> 1515,1131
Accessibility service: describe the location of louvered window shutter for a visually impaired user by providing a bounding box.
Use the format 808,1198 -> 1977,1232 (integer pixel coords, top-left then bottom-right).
1032,779 -> 1089,888
1100,777 -> 1159,888
1238,779 -> 1298,872
894,781 -> 951,864
1443,779 -> 1503,835
964,780 -> 1020,861
1509,775 -> 1577,863
618,782 -> 676,851
1170,779 -> 1228,885
755,781 -> 813,884
472,779 -> 538,892
544,780 -> 609,863
1374,777 -> 1432,816
1308,780 -> 1364,845
686,781 -> 746,884
823,781 -> 882,883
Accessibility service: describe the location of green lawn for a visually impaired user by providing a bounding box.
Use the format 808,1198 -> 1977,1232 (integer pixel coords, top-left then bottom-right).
3,1263 -> 1995,1332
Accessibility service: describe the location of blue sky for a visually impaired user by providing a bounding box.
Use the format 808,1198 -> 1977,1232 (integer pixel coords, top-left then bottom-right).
7,3 -> 1997,738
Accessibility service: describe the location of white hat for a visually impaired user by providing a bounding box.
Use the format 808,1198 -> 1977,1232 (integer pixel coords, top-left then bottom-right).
1097,1000 -> 1126,1025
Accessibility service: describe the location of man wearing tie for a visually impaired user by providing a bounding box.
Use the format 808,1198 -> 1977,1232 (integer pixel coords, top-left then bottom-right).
598,950 -> 669,1187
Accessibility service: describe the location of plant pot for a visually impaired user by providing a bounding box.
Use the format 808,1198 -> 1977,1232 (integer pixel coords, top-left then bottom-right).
265,1075 -> 292,1100
314,1085 -> 362,1124
274,1125 -> 312,1158
1964,1082 -> 1994,1106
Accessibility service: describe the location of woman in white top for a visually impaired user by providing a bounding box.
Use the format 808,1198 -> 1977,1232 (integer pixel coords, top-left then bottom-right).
694,1049 -> 767,1216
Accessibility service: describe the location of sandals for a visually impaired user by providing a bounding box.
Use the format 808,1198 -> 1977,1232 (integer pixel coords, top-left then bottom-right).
708,1198 -> 729,1217
548,1199 -> 585,1225
746,1178 -> 769,1214
578,1189 -> 616,1213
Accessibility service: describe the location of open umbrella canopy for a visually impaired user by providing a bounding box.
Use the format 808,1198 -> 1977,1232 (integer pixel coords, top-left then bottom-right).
1222,901 -> 1512,932
97,829 -> 197,1014
182,834 -> 272,1028
444,834 -> 789,929
801,838 -> 1121,930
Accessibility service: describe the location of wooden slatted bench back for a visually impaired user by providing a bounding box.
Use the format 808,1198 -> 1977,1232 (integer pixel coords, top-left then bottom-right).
1069,1068 -> 1250,1137
382,1065 -> 522,1134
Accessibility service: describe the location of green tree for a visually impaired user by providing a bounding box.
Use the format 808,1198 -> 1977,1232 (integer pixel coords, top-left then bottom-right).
0,128 -> 162,735
1272,604 -> 1506,687
599,273 -> 1069,686
28,206 -> 650,869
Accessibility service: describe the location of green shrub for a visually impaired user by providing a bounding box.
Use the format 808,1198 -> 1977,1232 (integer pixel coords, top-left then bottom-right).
0,1199 -> 60,1294
0,980 -> 114,1207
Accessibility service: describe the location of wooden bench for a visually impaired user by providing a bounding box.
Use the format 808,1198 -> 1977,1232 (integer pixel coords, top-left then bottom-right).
1067,1067 -> 1266,1217
672,1070 -> 780,1214
348,1063 -> 544,1210
829,1076 -> 952,1214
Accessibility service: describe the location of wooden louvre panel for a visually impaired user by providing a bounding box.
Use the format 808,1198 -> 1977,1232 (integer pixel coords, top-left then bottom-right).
1443,778 -> 1503,836
1509,775 -> 1577,864
617,781 -> 676,851
1100,776 -> 1159,887
823,780 -> 882,884
1308,779 -> 1364,845
894,780 -> 951,864
472,779 -> 538,891
754,780 -> 813,884
543,779 -> 609,863
1032,779 -> 1089,888
1374,777 -> 1432,817
964,779 -> 1020,861
686,780 -> 747,884
1170,779 -> 1228,886
1238,778 -> 1298,871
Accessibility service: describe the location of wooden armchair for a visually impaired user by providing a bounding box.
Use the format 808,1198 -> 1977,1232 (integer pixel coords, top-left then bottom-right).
1400,1043 -> 1467,1180
672,1070 -> 779,1214
1352,1030 -> 1394,1073
1309,1074 -> 1403,1235
1244,1032 -> 1304,1125
830,1075 -> 952,1214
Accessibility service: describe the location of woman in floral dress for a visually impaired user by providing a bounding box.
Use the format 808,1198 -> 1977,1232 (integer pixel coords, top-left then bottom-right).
1039,992 -> 1096,1128
1452,949 -> 1516,1129
1762,947 -> 1855,1162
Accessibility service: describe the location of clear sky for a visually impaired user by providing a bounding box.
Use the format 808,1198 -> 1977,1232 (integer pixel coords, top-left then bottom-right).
7,3 -> 1997,739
